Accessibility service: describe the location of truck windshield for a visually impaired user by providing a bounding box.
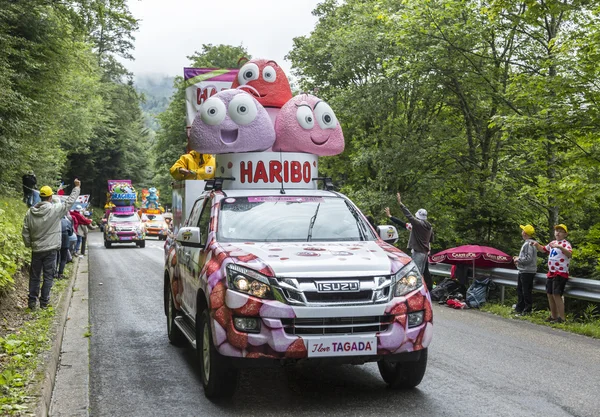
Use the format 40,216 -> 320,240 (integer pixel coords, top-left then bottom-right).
109,214 -> 140,223
217,196 -> 376,242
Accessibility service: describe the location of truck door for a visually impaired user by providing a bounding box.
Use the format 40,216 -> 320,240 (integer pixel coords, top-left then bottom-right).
178,198 -> 204,313
188,195 -> 213,315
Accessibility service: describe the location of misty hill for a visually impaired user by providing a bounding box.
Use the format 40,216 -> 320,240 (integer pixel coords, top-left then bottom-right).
135,74 -> 176,132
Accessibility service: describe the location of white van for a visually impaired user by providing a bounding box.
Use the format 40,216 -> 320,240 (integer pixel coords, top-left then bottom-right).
164,152 -> 433,398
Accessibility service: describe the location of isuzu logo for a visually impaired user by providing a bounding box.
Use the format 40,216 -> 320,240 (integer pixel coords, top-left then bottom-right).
316,281 -> 360,293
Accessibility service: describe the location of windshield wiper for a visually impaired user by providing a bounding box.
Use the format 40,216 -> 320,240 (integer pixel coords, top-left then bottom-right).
306,203 -> 321,242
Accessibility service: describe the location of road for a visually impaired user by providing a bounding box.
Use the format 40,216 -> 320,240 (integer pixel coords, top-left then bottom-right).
82,231 -> 600,417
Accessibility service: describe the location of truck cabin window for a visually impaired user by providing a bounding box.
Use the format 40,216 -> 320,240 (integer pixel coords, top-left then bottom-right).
109,213 -> 140,223
218,196 -> 376,242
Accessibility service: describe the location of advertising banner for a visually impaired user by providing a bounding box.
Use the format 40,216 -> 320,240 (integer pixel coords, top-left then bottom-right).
76,195 -> 90,205
215,152 -> 318,190
184,68 -> 238,131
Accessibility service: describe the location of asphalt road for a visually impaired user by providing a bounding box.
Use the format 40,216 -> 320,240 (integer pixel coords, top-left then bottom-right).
86,231 -> 600,417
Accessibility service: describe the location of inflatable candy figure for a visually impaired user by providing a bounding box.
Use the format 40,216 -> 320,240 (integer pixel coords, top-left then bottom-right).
231,59 -> 292,109
189,89 -> 275,154
145,187 -> 159,209
108,180 -> 136,206
273,94 -> 345,156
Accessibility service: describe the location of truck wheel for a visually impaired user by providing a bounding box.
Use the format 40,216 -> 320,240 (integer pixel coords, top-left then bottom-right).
104,241 -> 111,248
165,280 -> 186,346
377,348 -> 428,389
138,241 -> 146,248
197,309 -> 238,399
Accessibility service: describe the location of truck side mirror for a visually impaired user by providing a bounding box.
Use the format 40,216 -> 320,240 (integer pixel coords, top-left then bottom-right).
176,226 -> 203,248
377,225 -> 399,244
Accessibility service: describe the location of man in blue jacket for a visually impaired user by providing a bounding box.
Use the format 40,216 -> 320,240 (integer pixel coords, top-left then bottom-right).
22,179 -> 80,309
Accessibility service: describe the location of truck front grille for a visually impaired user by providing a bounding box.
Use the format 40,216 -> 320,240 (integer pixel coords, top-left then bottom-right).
281,315 -> 393,335
274,275 -> 393,306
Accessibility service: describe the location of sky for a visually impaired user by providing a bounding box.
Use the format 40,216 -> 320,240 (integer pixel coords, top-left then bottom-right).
124,0 -> 323,78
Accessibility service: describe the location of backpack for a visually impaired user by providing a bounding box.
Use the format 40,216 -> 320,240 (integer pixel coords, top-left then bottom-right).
466,278 -> 494,308
430,278 -> 466,302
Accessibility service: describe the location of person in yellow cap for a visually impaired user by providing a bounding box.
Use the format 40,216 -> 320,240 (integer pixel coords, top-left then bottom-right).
532,224 -> 572,323
22,179 -> 81,309
512,224 -> 537,315
169,150 -> 216,180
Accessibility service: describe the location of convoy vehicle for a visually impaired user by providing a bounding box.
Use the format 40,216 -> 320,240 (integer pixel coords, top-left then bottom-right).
164,152 -> 433,398
104,212 -> 145,248
143,211 -> 168,240
104,179 -> 145,248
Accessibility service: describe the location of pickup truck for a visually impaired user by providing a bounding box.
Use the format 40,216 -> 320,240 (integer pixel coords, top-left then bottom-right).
164,152 -> 432,398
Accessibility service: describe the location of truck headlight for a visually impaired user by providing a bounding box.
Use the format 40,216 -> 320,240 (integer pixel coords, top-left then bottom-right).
393,263 -> 423,297
226,264 -> 273,299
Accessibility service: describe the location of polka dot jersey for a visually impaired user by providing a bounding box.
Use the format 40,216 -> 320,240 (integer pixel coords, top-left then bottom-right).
543,240 -> 572,278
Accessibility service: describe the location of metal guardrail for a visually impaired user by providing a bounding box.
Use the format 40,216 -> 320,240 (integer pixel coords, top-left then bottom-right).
428,263 -> 600,303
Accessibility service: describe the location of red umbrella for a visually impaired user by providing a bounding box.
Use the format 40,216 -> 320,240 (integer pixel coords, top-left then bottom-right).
429,245 -> 513,279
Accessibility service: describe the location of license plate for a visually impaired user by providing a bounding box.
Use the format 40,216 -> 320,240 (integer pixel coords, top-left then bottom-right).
120,236 -> 132,241
306,335 -> 377,358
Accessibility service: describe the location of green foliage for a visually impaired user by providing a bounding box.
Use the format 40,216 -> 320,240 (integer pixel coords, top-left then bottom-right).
0,0 -> 148,209
481,302 -> 600,339
0,198 -> 30,292
289,0 -> 600,277
0,308 -> 54,413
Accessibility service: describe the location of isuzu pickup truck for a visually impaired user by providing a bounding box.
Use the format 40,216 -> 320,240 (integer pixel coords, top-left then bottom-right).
164,152 -> 433,398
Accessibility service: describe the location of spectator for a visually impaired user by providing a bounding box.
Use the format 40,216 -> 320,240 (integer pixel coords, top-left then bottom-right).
385,193 -> 434,289
513,224 -> 538,315
22,180 -> 80,309
169,150 -> 216,180
78,206 -> 96,256
57,182 -> 66,196
532,224 -> 572,323
22,171 -> 37,207
70,205 -> 92,256
56,215 -> 74,280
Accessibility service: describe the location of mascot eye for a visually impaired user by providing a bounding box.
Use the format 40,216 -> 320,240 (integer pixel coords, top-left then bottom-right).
262,66 -> 277,83
296,106 -> 315,129
200,97 -> 226,126
314,102 -> 338,129
238,63 -> 260,85
228,93 -> 257,125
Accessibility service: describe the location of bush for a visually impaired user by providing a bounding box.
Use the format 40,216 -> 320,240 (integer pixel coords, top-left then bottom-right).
0,198 -> 30,292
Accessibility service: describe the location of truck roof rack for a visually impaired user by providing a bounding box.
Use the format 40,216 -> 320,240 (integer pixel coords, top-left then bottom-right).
312,177 -> 335,191
204,177 -> 236,191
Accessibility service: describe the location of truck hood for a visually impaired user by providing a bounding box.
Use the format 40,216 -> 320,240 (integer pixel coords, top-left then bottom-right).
225,241 -> 409,278
110,221 -> 140,229
146,221 -> 165,227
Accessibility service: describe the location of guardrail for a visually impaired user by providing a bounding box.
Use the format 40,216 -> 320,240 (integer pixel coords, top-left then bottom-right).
428,263 -> 600,303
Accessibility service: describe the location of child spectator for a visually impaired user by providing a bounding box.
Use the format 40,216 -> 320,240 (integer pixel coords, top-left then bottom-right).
532,224 -> 572,323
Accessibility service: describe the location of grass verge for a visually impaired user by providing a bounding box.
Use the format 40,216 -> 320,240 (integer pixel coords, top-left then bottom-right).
481,302 -> 600,339
0,264 -> 72,415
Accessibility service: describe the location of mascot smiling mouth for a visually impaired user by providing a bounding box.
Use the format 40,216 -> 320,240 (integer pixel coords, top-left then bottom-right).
221,129 -> 239,144
310,133 -> 330,145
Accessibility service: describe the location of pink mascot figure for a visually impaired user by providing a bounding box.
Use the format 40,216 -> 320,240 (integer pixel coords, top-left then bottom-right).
273,94 -> 345,156
189,89 -> 276,154
231,59 -> 292,123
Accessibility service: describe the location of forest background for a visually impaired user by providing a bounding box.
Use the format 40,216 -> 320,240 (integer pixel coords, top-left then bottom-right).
2,0 -> 600,288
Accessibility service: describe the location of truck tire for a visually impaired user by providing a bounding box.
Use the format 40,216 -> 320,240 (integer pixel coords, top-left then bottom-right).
104,241 -> 111,249
197,309 -> 238,399
377,348 -> 428,389
137,240 -> 146,248
165,280 -> 186,346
